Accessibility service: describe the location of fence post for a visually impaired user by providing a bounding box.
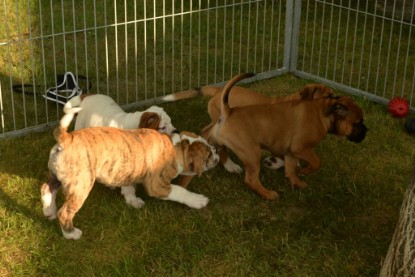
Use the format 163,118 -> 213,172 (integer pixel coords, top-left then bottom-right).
284,0 -> 302,72
379,168 -> 415,276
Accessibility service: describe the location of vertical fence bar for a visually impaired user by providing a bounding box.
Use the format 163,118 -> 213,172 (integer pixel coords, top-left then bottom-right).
162,0 -> 166,95
300,0 -> 309,71
171,0 -> 175,93
197,0 -> 201,86
365,0 -> 378,92
27,1 -> 38,126
401,0 -> 415,98
125,0 -> 129,103
268,0 -> 275,71
238,0 -> 244,73
392,0 -> 407,96
317,0 -> 325,76
340,0 -> 351,84
332,0 -> 342,81
189,0 -> 193,88
381,0 -> 397,97
16,1 -> 28,128
349,0 -> 360,86
230,0 -> 235,77
104,0 -> 110,95
245,1 -> 251,72
222,1 -> 227,80
325,0 -> 334,79
286,0 -> 300,71
374,0 -> 387,96
71,0 -> 79,89
93,0 -> 99,94
82,0 -> 89,92
39,0 -> 49,123
153,0 -> 157,98
357,0 -> 369,89
143,0 -> 147,100
134,0 -> 138,100
114,0 -> 119,101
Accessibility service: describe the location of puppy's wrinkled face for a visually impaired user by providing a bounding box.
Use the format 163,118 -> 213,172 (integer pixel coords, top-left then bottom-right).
330,96 -> 367,143
144,106 -> 177,135
180,134 -> 219,176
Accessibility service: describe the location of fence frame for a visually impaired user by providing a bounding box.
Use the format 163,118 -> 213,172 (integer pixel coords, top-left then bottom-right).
0,0 -> 414,138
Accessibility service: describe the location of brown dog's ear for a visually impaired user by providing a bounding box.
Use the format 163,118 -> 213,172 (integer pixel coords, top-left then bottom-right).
299,84 -> 318,100
138,112 -> 161,129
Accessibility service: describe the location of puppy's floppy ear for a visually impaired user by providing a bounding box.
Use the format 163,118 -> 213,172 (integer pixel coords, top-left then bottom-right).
299,84 -> 317,100
182,141 -> 204,177
138,112 -> 161,129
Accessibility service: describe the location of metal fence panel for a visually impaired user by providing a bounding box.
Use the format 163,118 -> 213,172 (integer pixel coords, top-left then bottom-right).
293,0 -> 415,107
0,0 -> 288,138
1,0 -> 414,138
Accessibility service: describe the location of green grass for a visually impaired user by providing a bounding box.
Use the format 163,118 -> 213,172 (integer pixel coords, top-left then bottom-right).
1,74 -> 414,276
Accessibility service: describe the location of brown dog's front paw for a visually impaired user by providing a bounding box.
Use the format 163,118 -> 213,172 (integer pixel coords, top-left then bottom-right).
261,190 -> 279,200
291,180 -> 308,189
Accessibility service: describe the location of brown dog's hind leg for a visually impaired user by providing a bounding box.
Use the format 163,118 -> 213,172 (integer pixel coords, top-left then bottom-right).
244,162 -> 279,200
284,155 -> 308,189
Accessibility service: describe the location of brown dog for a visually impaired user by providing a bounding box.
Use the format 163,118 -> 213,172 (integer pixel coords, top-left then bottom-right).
41,109 -> 219,240
177,81 -> 335,188
203,73 -> 367,200
199,82 -> 335,174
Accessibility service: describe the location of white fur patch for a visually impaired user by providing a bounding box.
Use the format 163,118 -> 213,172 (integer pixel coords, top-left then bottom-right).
263,156 -> 285,170
145,106 -> 176,134
223,158 -> 243,173
164,184 -> 209,209
180,134 -> 209,145
41,190 -> 57,219
171,133 -> 181,145
121,186 -> 145,208
62,227 -> 83,240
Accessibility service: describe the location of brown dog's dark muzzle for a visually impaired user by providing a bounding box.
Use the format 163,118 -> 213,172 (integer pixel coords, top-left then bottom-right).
347,121 -> 367,143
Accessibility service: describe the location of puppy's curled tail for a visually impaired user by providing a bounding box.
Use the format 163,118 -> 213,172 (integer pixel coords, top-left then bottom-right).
54,106 -> 83,145
221,73 -> 255,119
63,95 -> 83,114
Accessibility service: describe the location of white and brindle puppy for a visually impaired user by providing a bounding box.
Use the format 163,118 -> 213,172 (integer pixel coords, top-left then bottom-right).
41,109 -> 219,240
203,73 -> 367,200
65,94 -> 177,134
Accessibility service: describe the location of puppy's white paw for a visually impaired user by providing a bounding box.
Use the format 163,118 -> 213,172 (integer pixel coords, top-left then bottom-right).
223,158 -> 243,173
62,227 -> 82,240
184,192 -> 209,209
121,186 -> 144,208
43,206 -> 57,220
126,196 -> 145,209
41,191 -> 57,219
165,184 -> 209,209
263,156 -> 285,170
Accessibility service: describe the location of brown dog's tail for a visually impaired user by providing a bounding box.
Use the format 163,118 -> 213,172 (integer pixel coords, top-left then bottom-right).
221,73 -> 255,119
53,106 -> 82,145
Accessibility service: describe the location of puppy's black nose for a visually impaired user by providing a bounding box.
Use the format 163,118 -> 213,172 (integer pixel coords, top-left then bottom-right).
348,122 -> 368,143
172,129 -> 180,134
